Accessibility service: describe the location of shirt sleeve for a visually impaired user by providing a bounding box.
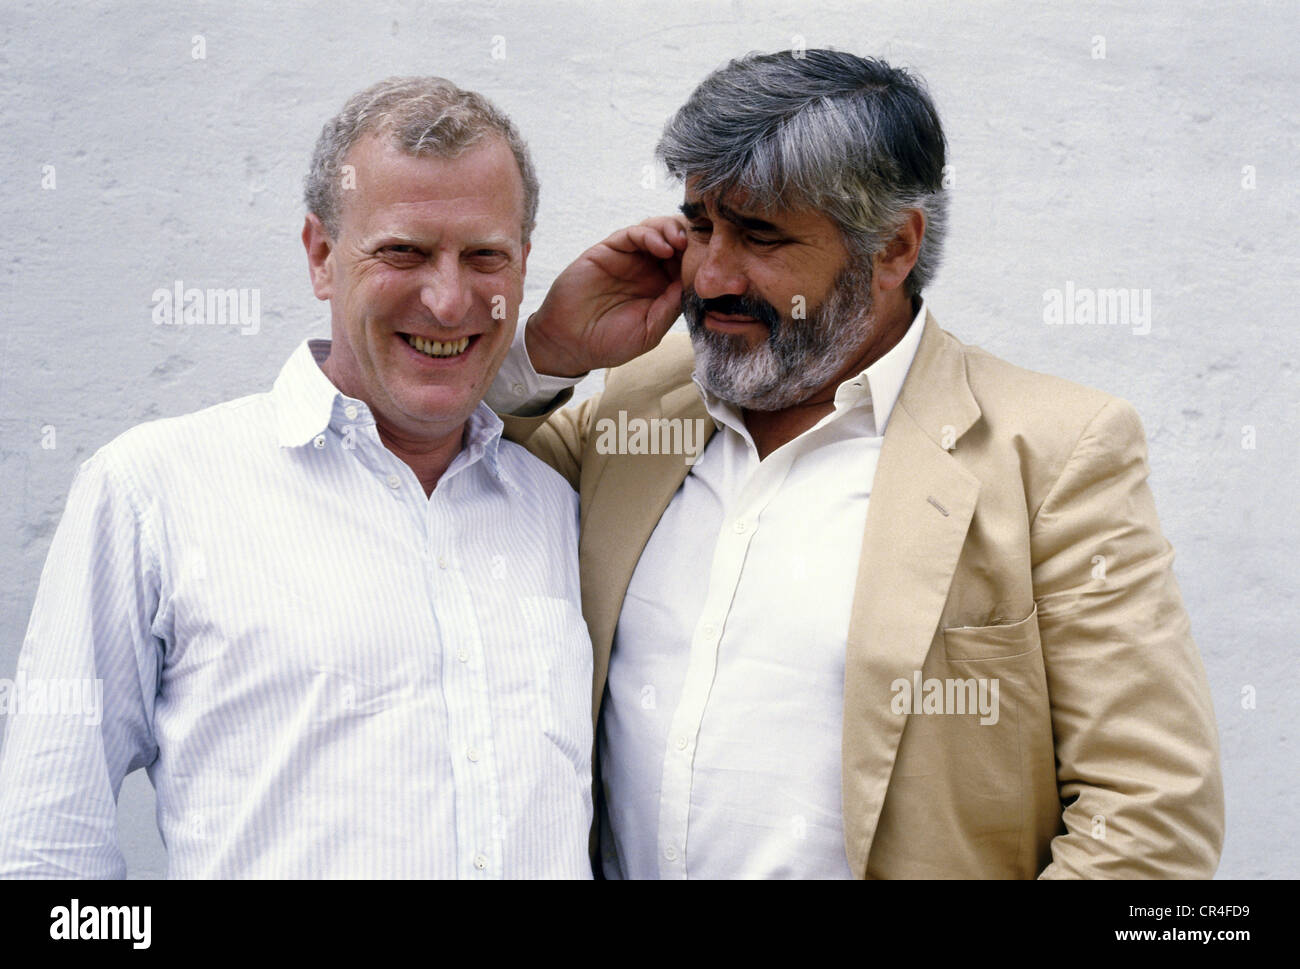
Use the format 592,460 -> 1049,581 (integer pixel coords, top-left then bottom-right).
484,319 -> 586,416
0,450 -> 163,878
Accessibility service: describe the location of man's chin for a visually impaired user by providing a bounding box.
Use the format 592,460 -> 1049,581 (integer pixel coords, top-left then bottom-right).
690,334 -> 790,411
688,320 -> 758,362
716,384 -> 807,412
380,386 -> 480,436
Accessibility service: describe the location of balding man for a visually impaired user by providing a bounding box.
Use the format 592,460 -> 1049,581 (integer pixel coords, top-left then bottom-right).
0,77 -> 593,879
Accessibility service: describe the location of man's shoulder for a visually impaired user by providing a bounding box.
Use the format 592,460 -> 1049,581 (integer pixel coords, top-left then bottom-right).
928,323 -> 1150,501
91,391 -> 276,486
601,332 -> 697,403
953,332 -> 1118,426
496,436 -> 581,507
935,322 -> 1128,437
595,322 -> 1138,448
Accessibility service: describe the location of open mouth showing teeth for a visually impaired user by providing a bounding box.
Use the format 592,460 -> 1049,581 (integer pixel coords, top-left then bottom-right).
405,334 -> 471,358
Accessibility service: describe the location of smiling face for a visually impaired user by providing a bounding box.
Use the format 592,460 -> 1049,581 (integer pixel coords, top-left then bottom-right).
678,189 -> 879,411
305,133 -> 529,443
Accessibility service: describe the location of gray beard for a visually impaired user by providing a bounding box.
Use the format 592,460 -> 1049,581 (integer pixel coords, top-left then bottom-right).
686,262 -> 877,411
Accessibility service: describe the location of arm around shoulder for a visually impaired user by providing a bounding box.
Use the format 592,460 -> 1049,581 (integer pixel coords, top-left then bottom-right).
501,389 -> 602,492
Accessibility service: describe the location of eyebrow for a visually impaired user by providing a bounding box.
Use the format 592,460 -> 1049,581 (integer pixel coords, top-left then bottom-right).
679,200 -> 784,235
364,232 -> 519,252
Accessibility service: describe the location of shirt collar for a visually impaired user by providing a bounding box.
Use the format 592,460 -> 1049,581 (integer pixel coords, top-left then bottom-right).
272,338 -> 512,485
836,297 -> 928,436
274,339 -> 343,448
693,298 -> 928,438
457,402 -> 513,489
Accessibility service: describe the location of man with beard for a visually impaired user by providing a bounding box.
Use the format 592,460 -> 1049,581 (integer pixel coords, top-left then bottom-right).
487,50 -> 1222,878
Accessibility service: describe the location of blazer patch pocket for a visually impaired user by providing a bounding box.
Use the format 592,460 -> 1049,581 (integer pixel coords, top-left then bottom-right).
942,604 -> 1041,662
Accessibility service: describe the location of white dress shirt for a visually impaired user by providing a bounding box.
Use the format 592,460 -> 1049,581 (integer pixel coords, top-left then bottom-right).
0,339 -> 594,879
488,303 -> 928,877
601,303 -> 927,878
488,302 -> 928,878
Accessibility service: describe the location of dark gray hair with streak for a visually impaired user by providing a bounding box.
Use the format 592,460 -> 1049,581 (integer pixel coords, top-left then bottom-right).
657,50 -> 948,298
305,76 -> 539,244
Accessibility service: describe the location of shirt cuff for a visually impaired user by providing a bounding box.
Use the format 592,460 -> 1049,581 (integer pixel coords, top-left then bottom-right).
485,319 -> 585,416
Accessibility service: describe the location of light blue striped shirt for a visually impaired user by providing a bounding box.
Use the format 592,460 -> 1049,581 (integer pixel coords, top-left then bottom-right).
0,339 -> 593,879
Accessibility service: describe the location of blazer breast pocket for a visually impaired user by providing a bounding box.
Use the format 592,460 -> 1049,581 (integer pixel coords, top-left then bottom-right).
942,604 -> 1041,662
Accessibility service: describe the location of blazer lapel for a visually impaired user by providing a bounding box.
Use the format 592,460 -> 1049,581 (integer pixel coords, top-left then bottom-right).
580,381 -> 714,722
841,314 -> 982,875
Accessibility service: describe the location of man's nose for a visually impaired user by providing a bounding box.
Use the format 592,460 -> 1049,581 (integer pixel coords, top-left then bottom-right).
691,236 -> 747,300
419,255 -> 473,329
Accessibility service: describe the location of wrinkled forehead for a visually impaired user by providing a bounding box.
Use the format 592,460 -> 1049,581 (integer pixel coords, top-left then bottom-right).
683,180 -> 841,240
340,133 -> 527,239
686,165 -> 826,218
684,177 -> 780,215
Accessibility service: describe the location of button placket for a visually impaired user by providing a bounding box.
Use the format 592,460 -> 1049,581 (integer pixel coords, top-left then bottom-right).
426,490 -> 500,879
655,444 -> 800,879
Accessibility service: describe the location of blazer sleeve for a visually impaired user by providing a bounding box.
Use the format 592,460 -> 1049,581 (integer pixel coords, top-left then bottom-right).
1029,397 -> 1223,878
501,388 -> 603,492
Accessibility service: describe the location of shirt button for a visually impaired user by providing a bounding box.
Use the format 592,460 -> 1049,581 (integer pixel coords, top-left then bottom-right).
511,382 -> 526,396
675,736 -> 688,751
312,434 -> 326,449
702,623 -> 717,640
733,519 -> 748,534
438,556 -> 449,570
344,404 -> 358,420
467,747 -> 480,762
457,648 -> 469,664
386,474 -> 400,489
664,845 -> 677,862
474,853 -> 488,871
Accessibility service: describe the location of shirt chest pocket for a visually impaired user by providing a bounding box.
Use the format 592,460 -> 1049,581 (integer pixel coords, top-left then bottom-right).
513,595 -> 594,764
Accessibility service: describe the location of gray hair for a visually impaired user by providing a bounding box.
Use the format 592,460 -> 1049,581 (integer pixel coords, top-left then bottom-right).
305,76 -> 539,244
657,50 -> 948,298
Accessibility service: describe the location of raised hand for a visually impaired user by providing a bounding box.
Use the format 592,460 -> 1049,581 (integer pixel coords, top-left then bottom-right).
525,216 -> 688,377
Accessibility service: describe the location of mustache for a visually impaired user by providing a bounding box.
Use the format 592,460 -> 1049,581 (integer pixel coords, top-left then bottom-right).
681,288 -> 783,334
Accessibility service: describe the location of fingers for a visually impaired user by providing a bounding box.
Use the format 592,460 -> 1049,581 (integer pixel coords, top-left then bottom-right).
602,217 -> 688,258
639,215 -> 689,250
645,279 -> 684,344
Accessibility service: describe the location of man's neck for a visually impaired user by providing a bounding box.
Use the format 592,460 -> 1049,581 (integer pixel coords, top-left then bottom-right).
319,354 -> 466,497
743,295 -> 918,460
377,421 -> 466,497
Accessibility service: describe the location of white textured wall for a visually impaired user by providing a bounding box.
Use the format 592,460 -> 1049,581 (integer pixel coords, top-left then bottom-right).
1,0 -> 1295,879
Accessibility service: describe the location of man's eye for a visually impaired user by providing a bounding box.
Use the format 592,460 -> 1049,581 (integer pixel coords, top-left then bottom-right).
469,250 -> 510,268
687,223 -> 712,237
382,245 -> 420,256
747,235 -> 782,248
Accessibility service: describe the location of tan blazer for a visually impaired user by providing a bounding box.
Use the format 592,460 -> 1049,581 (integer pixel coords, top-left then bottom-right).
503,312 -> 1224,878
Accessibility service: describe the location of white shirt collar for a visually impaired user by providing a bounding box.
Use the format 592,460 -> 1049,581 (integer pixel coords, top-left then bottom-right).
272,338 -> 510,482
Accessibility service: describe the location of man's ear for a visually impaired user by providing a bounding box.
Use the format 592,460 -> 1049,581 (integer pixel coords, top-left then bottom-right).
872,209 -> 926,293
520,240 -> 531,281
303,213 -> 334,301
